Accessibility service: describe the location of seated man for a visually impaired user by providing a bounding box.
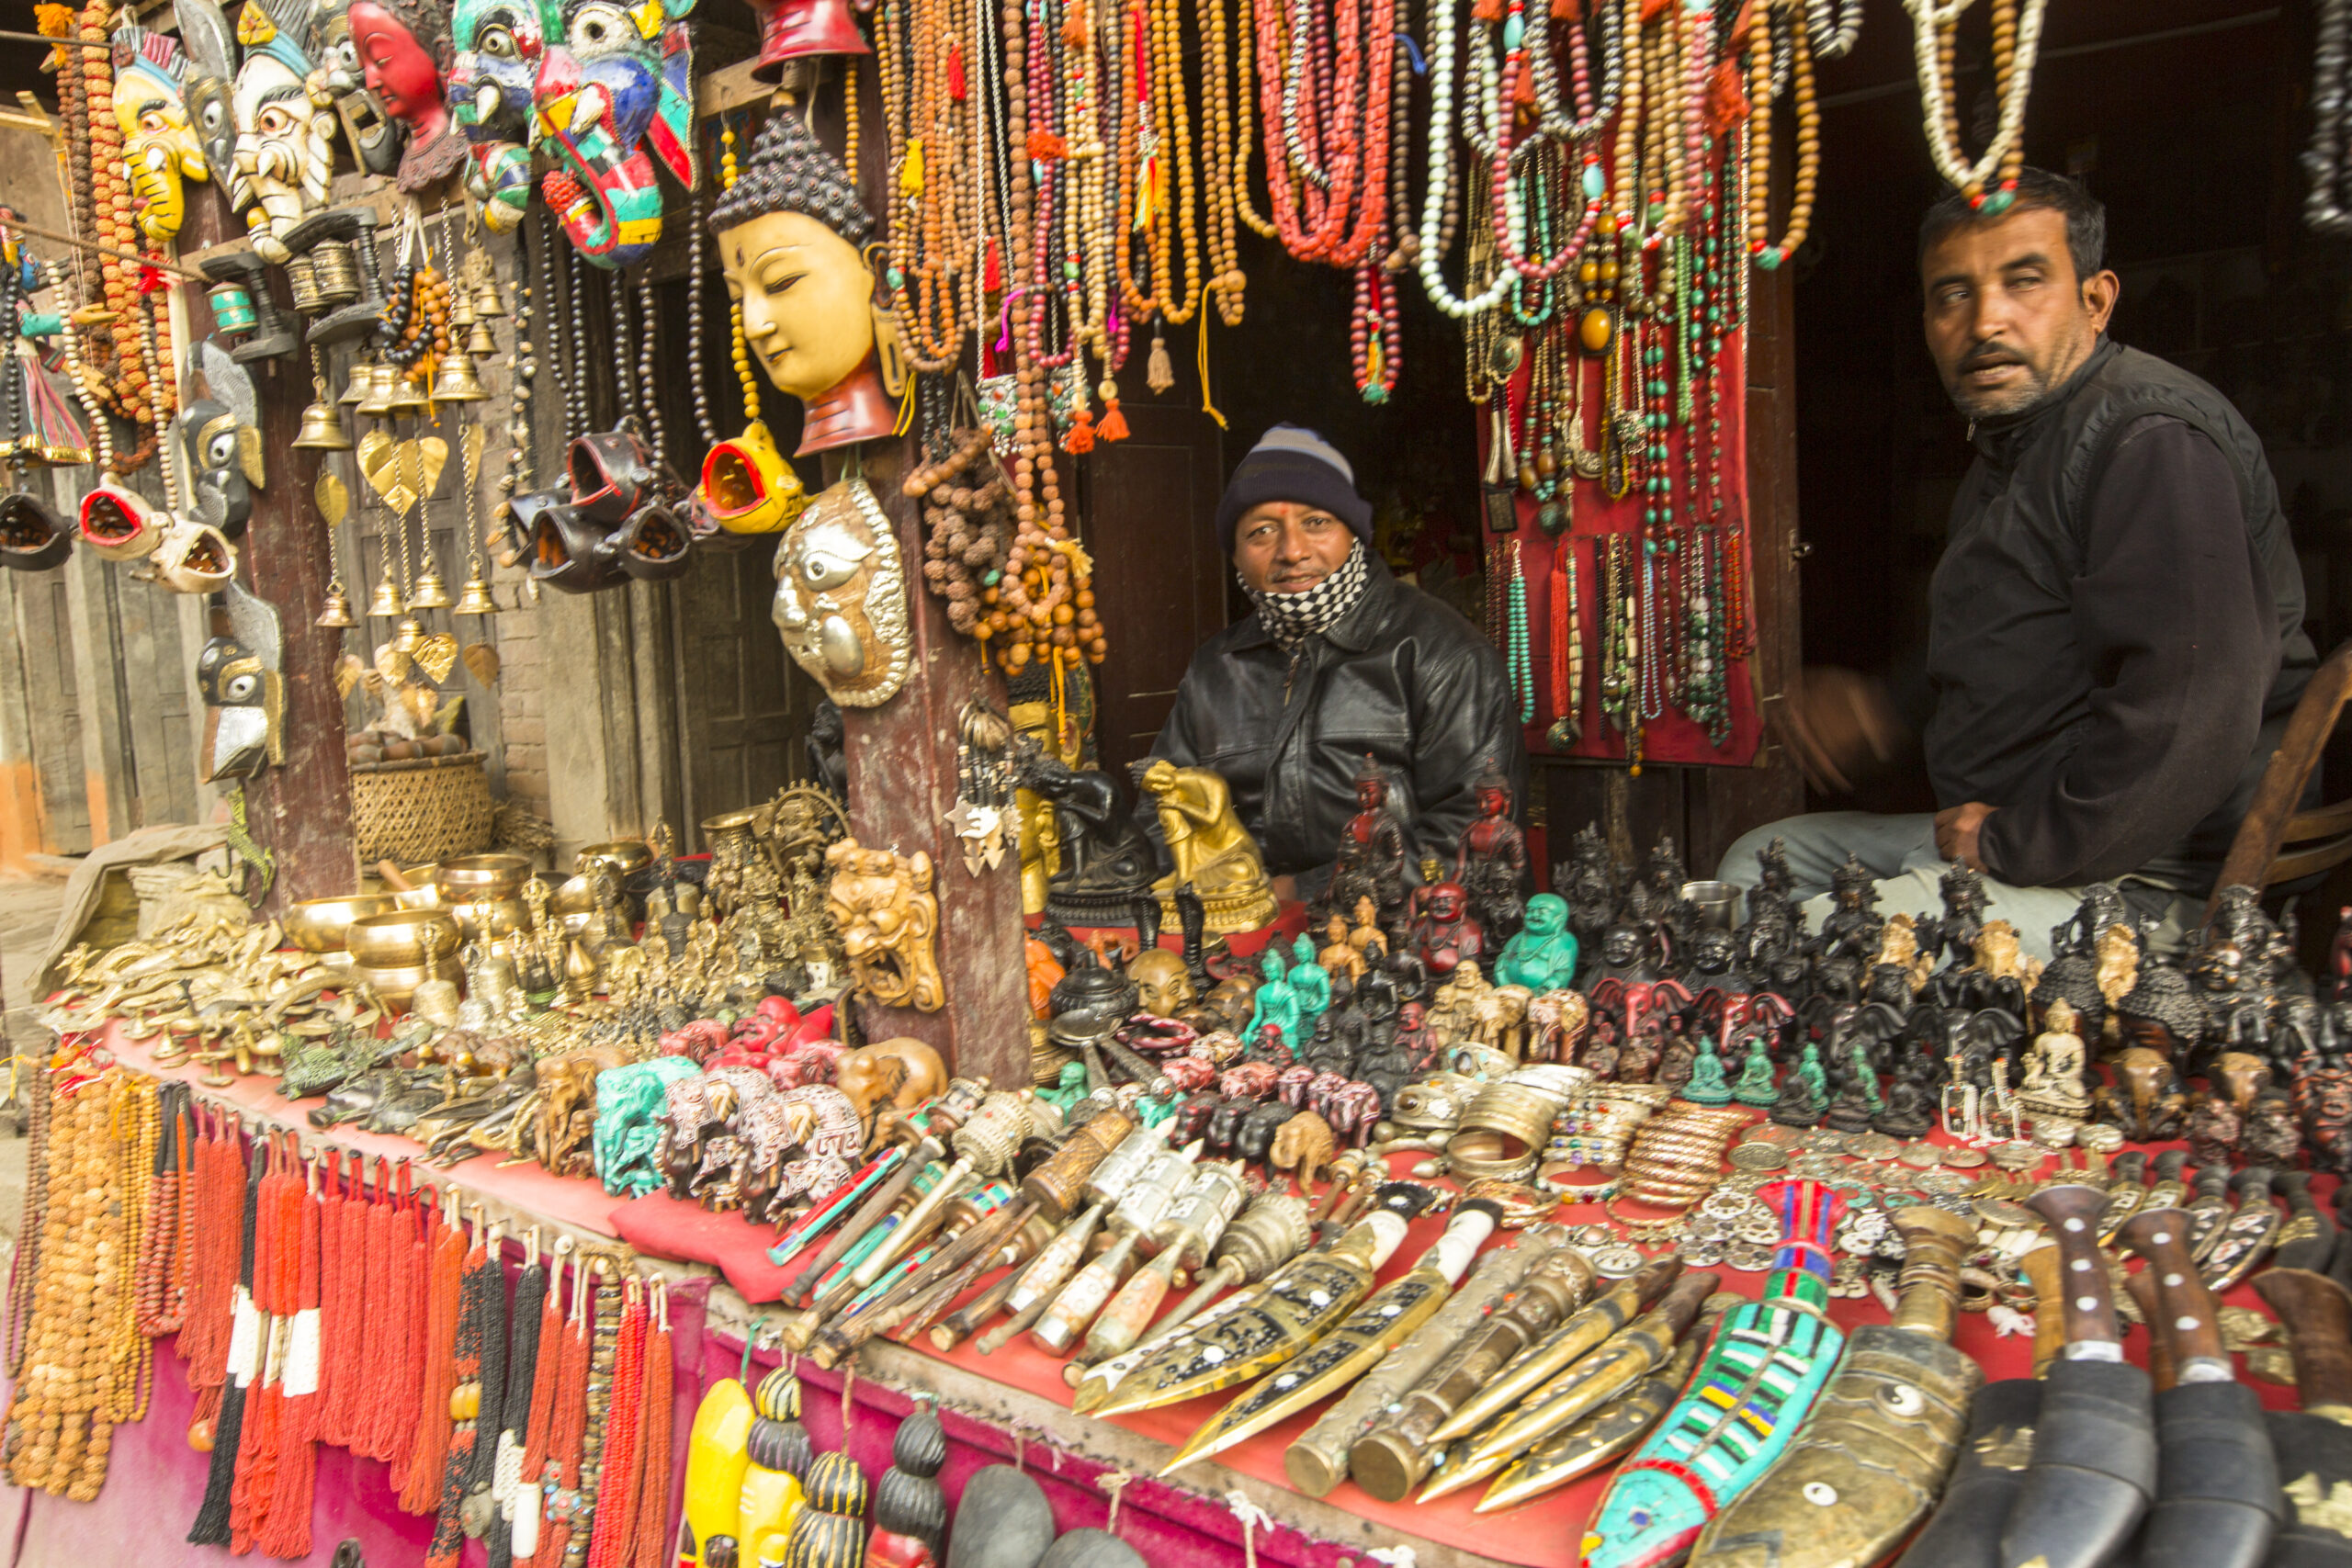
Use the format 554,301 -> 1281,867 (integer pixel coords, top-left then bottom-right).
1721,170 -> 2313,955
1138,424 -> 1525,902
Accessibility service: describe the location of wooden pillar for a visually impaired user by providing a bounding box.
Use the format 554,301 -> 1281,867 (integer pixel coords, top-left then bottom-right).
837,441 -> 1032,1089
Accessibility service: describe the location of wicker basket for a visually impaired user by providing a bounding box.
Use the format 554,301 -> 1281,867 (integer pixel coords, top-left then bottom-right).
350,750 -> 496,865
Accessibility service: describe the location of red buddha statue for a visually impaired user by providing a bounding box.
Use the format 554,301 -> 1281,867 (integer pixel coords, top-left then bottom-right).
1410,882 -> 1484,975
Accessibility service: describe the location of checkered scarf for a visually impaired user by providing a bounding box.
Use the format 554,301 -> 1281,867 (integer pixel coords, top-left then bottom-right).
1244,541 -> 1371,653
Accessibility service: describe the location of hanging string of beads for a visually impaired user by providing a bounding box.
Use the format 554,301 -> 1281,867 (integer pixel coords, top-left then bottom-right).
2307,0 -> 2352,236
1905,0 -> 2045,213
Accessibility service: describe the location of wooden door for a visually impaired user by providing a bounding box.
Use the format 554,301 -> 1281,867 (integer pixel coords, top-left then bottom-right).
670,542 -> 813,846
1077,401 -> 1229,778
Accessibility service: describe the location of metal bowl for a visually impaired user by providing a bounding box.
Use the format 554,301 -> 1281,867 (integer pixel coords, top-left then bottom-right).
284,892 -> 400,953
447,896 -> 531,942
576,840 -> 653,878
345,908 -> 463,968
435,852 -> 533,902
353,956 -> 462,1011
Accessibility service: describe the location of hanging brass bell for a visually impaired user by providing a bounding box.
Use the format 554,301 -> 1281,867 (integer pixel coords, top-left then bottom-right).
316,583 -> 356,627
474,279 -> 506,319
391,617 -> 423,653
293,397 -> 354,450
452,573 -> 498,615
466,319 -> 497,357
381,371 -> 430,416
356,364 -> 396,418
429,352 -> 487,403
449,289 -> 478,329
341,360 -> 378,407
409,568 -> 453,610
367,575 -> 404,617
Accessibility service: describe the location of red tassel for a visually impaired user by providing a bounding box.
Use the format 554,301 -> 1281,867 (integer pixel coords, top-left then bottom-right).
947,42 -> 967,99
1062,409 -> 1096,454
1096,399 -> 1129,443
1026,130 -> 1068,162
983,237 -> 1004,295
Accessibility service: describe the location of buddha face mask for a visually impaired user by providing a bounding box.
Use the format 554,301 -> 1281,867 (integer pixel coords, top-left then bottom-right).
174,0 -> 241,189
772,478 -> 911,708
196,583 -> 285,784
231,0 -> 336,263
111,28 -> 210,245
709,114 -> 904,455
531,0 -> 696,266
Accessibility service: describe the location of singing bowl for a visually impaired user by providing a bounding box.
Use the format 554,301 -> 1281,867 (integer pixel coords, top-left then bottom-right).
284,892 -> 401,953
448,896 -> 530,942
345,908 -> 463,968
354,956 -> 462,1011
434,853 -> 532,901
576,840 -> 653,878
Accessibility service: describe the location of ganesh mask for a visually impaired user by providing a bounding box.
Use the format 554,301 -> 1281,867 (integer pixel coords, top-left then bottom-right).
111,27 -> 210,244
772,478 -> 911,708
231,0 -> 336,263
196,583 -> 285,783
531,0 -> 696,266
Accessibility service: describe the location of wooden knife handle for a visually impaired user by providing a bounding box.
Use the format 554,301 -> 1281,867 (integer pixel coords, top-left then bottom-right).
2120,1206 -> 2228,1373
2256,1267 -> 2352,1416
2123,1266 -> 2177,1392
2021,1242 -> 2065,1377
2025,1182 -> 2125,1352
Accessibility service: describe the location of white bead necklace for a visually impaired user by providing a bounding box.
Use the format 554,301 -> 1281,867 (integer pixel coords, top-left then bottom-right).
1905,0 -> 2048,205
1416,0 -> 1514,318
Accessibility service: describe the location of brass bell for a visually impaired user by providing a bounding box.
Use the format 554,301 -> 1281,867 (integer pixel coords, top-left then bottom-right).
391,616 -> 423,653
293,397 -> 353,450
381,372 -> 430,416
429,351 -> 487,403
367,575 -> 404,617
474,279 -> 506,319
356,364 -> 396,418
466,319 -> 497,357
340,360 -> 377,407
449,289 -> 478,328
452,573 -> 498,615
409,568 -> 452,609
316,582 -> 356,627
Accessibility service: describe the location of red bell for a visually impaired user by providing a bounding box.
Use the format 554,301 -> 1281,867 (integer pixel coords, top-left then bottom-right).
749,0 -> 872,78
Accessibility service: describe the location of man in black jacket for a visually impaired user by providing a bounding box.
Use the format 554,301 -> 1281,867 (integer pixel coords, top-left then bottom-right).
1721,169 -> 2313,956
1139,424 -> 1525,902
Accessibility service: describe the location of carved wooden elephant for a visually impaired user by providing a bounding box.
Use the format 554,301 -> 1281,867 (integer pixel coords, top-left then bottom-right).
1270,1109 -> 1336,1190
836,1037 -> 947,1127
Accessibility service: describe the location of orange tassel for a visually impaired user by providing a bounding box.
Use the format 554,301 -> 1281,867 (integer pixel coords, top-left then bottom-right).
1471,0 -> 1502,20
1096,400 -> 1129,443
1062,3 -> 1089,48
1062,410 -> 1096,454
1026,130 -> 1068,162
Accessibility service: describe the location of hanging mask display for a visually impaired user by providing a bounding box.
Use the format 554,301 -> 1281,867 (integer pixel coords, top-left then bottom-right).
532,0 -> 696,267
695,420 -> 808,535
110,27 -> 211,245
708,109 -> 905,456
174,0 -> 241,190
345,0 -> 464,191
184,340 -> 264,536
314,0 -> 405,176
447,0 -> 549,231
771,477 -> 911,708
0,493 -> 73,574
230,0 -> 337,263
196,581 -> 286,783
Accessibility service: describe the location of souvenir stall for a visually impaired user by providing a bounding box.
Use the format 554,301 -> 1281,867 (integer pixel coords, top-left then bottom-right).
8,2 -> 2352,1568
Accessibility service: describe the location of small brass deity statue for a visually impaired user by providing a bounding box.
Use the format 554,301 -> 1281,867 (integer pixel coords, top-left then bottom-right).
1136,759 -> 1278,934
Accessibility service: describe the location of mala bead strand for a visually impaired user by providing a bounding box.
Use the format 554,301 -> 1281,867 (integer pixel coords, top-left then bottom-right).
1906,0 -> 2045,211
628,1286 -> 673,1568
526,1261 -> 592,1568
1749,0 -> 1818,269
426,1237 -> 500,1568
562,1269 -> 622,1568
5,1061 -> 51,1379
582,1279 -> 646,1568
187,1132 -> 264,1546
487,1247 -> 548,1568
1147,0 -> 1204,321
1416,0 -> 1514,316
401,1198 -> 468,1514
909,424 -> 1016,636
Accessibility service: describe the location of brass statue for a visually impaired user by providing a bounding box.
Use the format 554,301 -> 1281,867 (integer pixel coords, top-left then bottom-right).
2017,997 -> 2093,1123
1016,785 -> 1061,917
1136,758 -> 1278,934
824,838 -> 944,1012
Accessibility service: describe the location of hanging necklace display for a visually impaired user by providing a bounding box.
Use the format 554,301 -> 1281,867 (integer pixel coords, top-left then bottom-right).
1546,536 -> 1580,748
2306,0 -> 2352,235
1904,0 -> 2044,215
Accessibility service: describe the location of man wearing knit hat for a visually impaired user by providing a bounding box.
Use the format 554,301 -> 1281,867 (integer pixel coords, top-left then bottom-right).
1137,424 -> 1525,904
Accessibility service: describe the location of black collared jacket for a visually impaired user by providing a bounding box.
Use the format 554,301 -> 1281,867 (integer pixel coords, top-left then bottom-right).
1138,553 -> 1527,883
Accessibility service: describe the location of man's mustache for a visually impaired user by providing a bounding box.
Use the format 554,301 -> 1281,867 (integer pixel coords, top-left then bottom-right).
1959,344 -> 2025,373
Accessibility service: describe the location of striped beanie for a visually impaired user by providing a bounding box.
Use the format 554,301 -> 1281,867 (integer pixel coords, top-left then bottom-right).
1214,424 -> 1375,555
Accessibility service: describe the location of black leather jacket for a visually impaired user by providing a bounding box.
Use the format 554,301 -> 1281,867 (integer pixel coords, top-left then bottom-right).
1138,555 -> 1527,885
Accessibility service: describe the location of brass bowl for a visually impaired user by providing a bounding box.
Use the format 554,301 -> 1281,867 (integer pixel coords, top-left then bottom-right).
354,956 -> 462,1011
447,897 -> 530,942
435,852 -> 533,902
576,840 -> 653,878
284,892 -> 400,953
345,908 -> 462,968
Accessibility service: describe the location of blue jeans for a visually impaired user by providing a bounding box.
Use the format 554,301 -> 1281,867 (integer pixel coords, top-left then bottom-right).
1713,811 -> 2198,962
